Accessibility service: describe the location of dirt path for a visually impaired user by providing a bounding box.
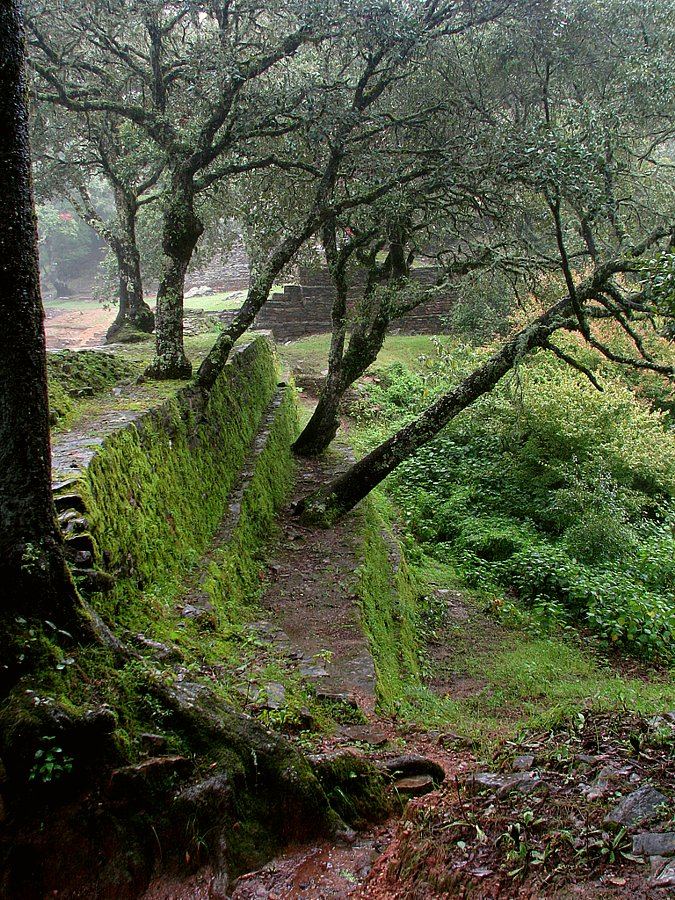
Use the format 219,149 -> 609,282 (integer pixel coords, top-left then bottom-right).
257,453 -> 377,711
226,453 -> 477,899
45,304 -> 116,349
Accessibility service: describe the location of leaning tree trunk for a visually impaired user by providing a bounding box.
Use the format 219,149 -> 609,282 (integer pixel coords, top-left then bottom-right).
0,0 -> 85,670
196,225 -> 315,394
298,296 -> 573,524
106,192 -> 154,341
293,311 -> 391,456
145,176 -> 202,379
294,260 -> 393,456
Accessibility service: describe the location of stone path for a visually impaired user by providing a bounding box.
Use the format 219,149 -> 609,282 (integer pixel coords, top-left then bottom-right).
255,452 -> 377,713
52,408 -> 145,487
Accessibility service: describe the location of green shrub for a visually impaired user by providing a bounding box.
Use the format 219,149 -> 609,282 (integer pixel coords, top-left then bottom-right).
354,340 -> 675,662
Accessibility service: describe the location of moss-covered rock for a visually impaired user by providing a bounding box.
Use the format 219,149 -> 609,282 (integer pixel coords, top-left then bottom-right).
83,338 -> 279,617
47,349 -> 137,429
312,752 -> 393,828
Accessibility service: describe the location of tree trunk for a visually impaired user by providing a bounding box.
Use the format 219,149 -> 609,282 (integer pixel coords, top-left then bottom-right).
298,296 -> 573,524
106,191 -> 154,341
0,0 -> 84,670
145,175 -> 202,379
292,223 -> 349,456
196,226 -> 315,394
293,252 -> 391,457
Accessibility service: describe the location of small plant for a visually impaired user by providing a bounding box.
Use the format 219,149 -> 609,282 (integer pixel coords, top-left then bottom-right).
29,736 -> 74,783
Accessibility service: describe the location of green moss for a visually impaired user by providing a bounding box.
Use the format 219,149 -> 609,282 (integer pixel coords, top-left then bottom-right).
83,339 -> 279,621
356,496 -> 453,724
313,753 -> 393,828
204,385 -> 299,626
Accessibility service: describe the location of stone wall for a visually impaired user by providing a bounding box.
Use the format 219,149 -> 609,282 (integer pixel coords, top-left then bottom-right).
185,237 -> 251,293
249,266 -> 455,341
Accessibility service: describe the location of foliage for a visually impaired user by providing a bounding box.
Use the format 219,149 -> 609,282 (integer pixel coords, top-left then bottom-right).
353,341 -> 675,662
28,735 -> 74,783
47,349 -> 136,429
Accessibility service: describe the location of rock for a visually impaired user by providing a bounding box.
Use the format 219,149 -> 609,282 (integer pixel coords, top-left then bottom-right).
583,765 -> 632,800
316,689 -> 359,708
64,532 -> 95,555
605,786 -> 669,827
235,683 -> 261,704
185,285 -> 215,298
632,832 -> 675,857
72,549 -> 93,566
53,492 -> 87,513
394,774 -> 435,797
380,755 -> 445,786
512,754 -> 535,772
139,733 -> 168,754
180,601 -> 216,628
175,773 -> 232,816
62,516 -> 89,535
300,662 -> 329,678
651,858 -> 675,888
469,771 -> 544,798
109,755 -> 193,795
338,725 -> 388,746
263,682 -> 286,710
132,633 -> 182,661
52,477 -> 82,494
72,568 -> 114,593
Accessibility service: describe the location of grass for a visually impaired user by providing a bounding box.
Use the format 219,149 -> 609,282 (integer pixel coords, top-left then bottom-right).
44,285 -> 287,314
279,332 -> 452,376
286,331 -> 675,750
413,556 -> 675,752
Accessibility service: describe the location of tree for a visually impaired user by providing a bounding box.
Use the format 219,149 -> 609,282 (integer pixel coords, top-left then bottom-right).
290,188 -> 510,457
196,0 -> 510,392
0,0 -> 91,689
28,0 -> 334,377
298,0 -> 675,522
29,0 -> 511,380
32,106 -> 162,339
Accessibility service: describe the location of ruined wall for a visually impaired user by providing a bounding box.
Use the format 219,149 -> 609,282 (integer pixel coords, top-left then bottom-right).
250,266 -> 455,341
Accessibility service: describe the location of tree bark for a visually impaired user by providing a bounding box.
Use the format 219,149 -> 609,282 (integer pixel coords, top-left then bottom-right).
292,222 -> 350,455
298,295 -> 574,524
293,240 -> 395,457
145,173 -> 202,379
0,0 -> 84,660
106,189 -> 154,341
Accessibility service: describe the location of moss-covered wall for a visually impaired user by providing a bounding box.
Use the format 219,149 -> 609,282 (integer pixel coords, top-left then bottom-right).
356,498 -> 451,722
356,500 -> 423,711
204,385 -> 299,628
82,338 -> 280,618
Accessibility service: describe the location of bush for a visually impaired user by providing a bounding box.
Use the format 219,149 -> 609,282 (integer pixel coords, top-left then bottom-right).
354,340 -> 675,662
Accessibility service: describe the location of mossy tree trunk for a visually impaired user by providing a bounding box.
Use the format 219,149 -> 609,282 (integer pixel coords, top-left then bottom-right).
293,296 -> 392,457
299,295 -> 575,524
145,171 -> 203,379
293,229 -> 401,457
106,189 -> 154,341
196,225 -> 316,393
0,0 -> 84,667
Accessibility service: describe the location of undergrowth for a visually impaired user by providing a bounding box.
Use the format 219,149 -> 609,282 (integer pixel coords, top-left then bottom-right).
350,332 -> 675,665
